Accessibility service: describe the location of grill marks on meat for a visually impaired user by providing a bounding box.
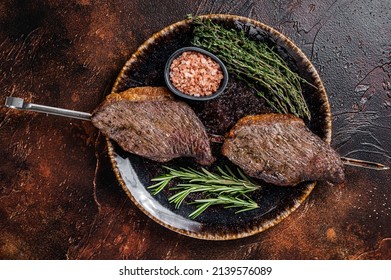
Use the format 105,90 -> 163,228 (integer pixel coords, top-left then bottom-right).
91,86 -> 214,165
222,114 -> 345,186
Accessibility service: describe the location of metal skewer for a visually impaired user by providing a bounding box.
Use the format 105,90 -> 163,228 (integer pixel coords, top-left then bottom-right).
340,157 -> 389,171
5,96 -> 92,121
4,96 -> 390,171
207,135 -> 389,171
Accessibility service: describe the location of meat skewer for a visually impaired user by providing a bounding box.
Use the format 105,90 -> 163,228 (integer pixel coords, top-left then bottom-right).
220,114 -> 388,186
221,114 -> 343,186
4,96 -> 389,173
91,87 -> 215,165
207,136 -> 388,172
5,87 -> 215,166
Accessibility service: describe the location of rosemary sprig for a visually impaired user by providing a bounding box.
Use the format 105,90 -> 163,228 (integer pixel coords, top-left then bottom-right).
189,195 -> 258,219
191,17 -> 312,120
148,166 -> 261,218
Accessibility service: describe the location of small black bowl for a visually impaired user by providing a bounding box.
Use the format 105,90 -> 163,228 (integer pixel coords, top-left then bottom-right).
164,47 -> 229,101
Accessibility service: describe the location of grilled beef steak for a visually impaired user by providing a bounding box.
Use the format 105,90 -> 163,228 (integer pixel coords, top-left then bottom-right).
222,114 -> 345,186
92,86 -> 214,165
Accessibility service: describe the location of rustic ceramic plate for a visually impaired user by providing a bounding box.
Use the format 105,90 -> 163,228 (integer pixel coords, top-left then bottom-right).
107,14 -> 331,240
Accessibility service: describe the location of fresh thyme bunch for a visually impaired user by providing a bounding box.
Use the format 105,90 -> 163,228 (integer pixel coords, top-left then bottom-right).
191,17 -> 312,120
148,166 -> 261,219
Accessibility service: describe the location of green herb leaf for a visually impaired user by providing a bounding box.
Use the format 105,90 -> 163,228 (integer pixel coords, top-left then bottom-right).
148,166 -> 262,219
189,195 -> 259,219
190,16 -> 313,120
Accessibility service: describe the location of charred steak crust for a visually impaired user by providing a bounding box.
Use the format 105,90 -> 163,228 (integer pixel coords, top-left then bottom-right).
92,86 -> 215,165
222,114 -> 345,186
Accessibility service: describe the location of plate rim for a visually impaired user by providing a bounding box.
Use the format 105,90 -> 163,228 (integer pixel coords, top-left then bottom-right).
106,14 -> 332,240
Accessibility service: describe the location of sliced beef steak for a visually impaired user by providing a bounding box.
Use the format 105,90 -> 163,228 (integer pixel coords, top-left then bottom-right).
92,86 -> 214,165
222,114 -> 344,186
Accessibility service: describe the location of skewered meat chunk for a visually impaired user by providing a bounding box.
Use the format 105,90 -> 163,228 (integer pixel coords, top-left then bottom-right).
222,114 -> 345,186
91,86 -> 214,165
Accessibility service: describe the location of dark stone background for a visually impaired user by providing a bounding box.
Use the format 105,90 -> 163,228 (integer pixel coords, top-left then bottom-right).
0,0 -> 390,259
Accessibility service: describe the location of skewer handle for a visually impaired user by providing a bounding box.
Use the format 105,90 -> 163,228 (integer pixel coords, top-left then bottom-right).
5,97 -> 92,121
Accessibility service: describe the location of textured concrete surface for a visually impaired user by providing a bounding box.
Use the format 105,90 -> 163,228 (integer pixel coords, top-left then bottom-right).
0,0 -> 390,259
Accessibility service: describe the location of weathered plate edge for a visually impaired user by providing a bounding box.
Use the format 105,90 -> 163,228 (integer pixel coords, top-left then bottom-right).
105,14 -> 332,240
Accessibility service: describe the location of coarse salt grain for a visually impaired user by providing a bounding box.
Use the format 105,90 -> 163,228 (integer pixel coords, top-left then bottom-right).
169,51 -> 224,97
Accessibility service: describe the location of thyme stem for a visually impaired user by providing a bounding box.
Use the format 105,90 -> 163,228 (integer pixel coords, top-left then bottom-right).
191,17 -> 312,120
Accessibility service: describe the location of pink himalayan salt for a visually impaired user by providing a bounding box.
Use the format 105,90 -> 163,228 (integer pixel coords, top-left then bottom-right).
169,51 -> 224,97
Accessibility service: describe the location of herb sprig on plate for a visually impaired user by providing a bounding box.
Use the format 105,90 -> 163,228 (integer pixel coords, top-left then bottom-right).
148,166 -> 261,219
191,17 -> 312,120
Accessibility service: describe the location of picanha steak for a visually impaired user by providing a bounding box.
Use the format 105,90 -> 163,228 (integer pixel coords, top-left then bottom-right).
221,114 -> 345,186
91,86 -> 214,165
